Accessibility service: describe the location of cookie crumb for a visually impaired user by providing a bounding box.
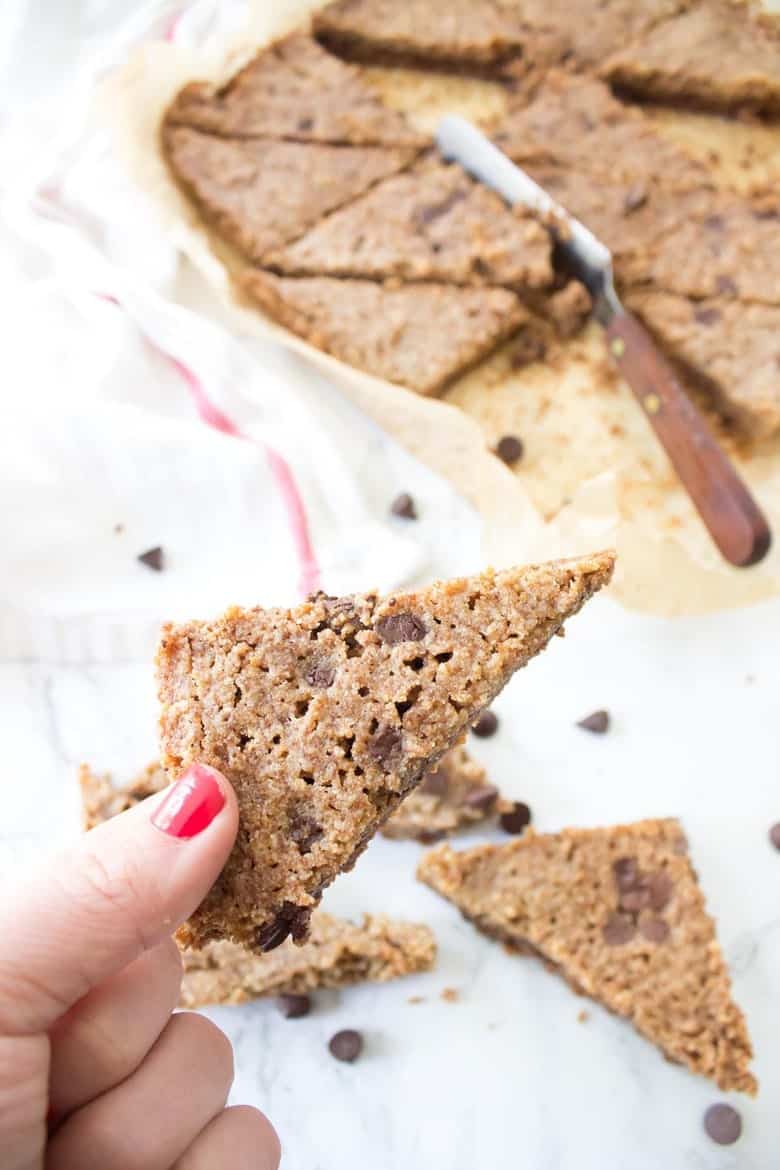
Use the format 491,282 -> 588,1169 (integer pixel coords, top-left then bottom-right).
441,987 -> 460,1003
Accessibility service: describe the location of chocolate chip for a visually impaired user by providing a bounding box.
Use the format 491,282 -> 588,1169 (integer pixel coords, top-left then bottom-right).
499,801 -> 531,835
418,828 -> 447,845
577,709 -> 609,734
390,492 -> 417,520
306,661 -> 335,688
613,857 -> 640,891
464,784 -> 499,811
716,274 -> 738,296
138,546 -> 164,571
623,184 -> 647,213
289,811 -> 323,854
639,915 -> 670,944
417,187 -> 467,224
694,306 -> 721,326
329,1029 -> 363,1062
647,870 -> 673,911
619,884 -> 653,913
471,710 -> 498,738
375,612 -> 427,645
420,766 -> 449,796
703,1103 -> 742,1145
256,902 -> 310,952
255,918 -> 292,952
278,993 -> 311,1019
602,912 -> 636,945
510,334 -> 546,368
495,435 -> 524,465
769,822 -> 780,849
368,724 -> 403,768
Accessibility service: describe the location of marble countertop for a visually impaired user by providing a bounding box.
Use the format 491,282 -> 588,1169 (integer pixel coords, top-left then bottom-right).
3,592 -> 779,1170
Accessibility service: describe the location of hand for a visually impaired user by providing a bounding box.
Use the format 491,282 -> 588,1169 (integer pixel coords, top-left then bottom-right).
0,764 -> 281,1170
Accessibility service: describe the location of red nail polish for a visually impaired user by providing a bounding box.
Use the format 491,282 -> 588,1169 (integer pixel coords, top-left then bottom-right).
152,765 -> 225,839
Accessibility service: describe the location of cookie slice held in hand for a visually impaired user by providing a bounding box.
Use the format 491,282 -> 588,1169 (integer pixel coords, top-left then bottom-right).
418,818 -> 756,1094
156,553 -> 614,952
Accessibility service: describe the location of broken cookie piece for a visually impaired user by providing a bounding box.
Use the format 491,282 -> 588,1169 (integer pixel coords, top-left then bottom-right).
418,818 -> 756,1094
156,554 -> 615,952
180,912 -> 436,1007
161,124 -> 418,263
165,33 -> 424,147
382,745 -> 508,842
241,271 -> 528,395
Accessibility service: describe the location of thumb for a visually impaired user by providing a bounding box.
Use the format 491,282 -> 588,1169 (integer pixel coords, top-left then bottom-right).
0,764 -> 237,1035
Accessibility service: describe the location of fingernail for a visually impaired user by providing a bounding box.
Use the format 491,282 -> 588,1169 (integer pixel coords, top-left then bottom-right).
152,765 -> 226,839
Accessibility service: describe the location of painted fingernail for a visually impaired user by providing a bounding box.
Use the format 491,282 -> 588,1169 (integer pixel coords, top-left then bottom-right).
152,765 -> 226,839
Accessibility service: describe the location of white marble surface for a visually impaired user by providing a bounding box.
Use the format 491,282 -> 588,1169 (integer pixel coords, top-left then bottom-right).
2,593 -> 779,1170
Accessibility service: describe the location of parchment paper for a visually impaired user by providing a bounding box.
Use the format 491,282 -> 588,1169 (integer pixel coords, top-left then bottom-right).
102,0 -> 780,615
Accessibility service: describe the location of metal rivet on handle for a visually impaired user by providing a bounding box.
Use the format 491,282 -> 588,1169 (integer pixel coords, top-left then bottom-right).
644,393 -> 661,415
610,337 -> 625,358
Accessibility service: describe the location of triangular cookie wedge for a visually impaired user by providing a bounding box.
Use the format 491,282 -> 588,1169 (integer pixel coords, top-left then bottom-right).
241,271 -> 527,394
156,554 -> 615,952
418,819 -> 756,1094
162,124 -> 418,263
264,156 -> 553,290
165,33 -> 423,147
382,746 -> 509,842
180,912 -> 436,1007
601,1 -> 780,116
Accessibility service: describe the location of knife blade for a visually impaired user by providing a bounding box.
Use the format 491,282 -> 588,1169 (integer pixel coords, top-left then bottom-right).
436,114 -> 771,568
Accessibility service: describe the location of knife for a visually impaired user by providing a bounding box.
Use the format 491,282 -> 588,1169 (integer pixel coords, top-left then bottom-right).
437,114 -> 771,568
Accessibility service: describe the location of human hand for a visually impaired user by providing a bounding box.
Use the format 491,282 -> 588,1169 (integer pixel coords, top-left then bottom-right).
0,764 -> 281,1170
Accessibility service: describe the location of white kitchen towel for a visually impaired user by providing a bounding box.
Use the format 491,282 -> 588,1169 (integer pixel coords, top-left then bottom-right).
0,0 -> 481,664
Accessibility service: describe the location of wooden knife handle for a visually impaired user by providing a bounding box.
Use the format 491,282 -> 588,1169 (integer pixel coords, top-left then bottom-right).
606,310 -> 771,567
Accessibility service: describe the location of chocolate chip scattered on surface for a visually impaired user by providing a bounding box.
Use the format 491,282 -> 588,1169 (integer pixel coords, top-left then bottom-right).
499,801 -> 531,836
390,492 -> 417,519
769,822 -> 780,850
577,709 -> 610,733
138,546 -> 164,571
471,709 -> 499,738
495,434 -> 524,465
329,1029 -> 364,1063
278,993 -> 311,1019
703,1103 -> 742,1146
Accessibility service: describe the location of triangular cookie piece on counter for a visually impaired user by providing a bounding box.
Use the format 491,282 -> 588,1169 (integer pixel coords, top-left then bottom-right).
161,124 -> 419,263
625,288 -> 780,441
264,156 -> 553,290
156,554 -> 615,952
601,0 -> 780,116
180,912 -> 436,1007
418,819 -> 756,1094
165,33 -> 424,147
382,746 -> 509,842
241,271 -> 527,395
